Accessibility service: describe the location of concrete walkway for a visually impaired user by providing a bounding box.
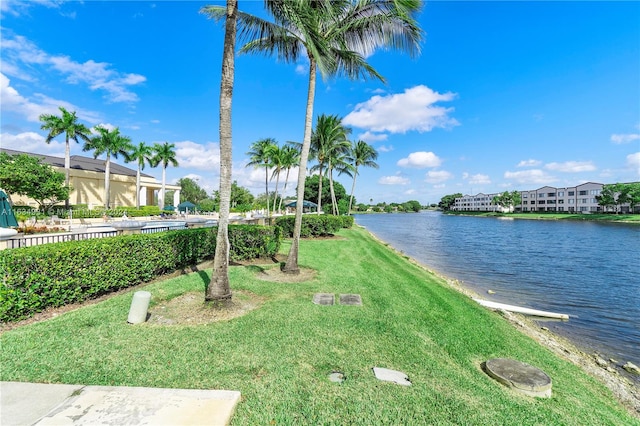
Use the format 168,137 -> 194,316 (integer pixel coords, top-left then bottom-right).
1,382 -> 241,425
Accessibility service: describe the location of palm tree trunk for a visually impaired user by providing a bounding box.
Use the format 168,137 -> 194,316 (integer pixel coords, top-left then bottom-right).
316,164 -> 323,215
279,168 -> 291,212
273,171 -> 281,214
161,167 -> 166,209
284,60 -> 316,274
104,155 -> 111,209
265,166 -> 270,218
207,0 -> 236,301
348,167 -> 358,215
329,165 -> 337,215
65,137 -> 71,209
136,167 -> 141,209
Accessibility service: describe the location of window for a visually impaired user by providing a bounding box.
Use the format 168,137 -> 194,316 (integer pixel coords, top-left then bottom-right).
522,194 -> 528,198
591,198 -> 597,204
548,192 -> 555,197
590,189 -> 601,195
568,199 -> 574,204
558,199 -> 564,204
558,191 -> 564,197
539,200 -> 545,204
558,207 -> 564,211
580,198 -> 588,204
523,201 -> 528,205
547,200 -> 556,204
568,191 -> 575,196
539,193 -> 545,198
579,190 -> 587,195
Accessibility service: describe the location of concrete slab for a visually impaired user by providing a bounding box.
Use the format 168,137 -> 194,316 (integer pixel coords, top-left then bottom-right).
1,382 -> 241,426
372,367 -> 412,386
484,358 -> 552,398
313,293 -> 335,305
339,294 -> 362,306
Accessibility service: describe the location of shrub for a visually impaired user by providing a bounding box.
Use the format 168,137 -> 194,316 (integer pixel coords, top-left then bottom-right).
275,215 -> 350,238
0,225 -> 281,322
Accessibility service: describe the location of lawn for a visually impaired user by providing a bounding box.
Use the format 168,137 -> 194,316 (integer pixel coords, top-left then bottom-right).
1,227 -> 637,425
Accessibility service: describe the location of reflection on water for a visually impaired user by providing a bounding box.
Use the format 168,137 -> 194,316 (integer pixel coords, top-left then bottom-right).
355,211 -> 640,369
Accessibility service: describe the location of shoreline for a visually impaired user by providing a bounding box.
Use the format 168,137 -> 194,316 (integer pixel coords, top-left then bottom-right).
359,225 -> 640,418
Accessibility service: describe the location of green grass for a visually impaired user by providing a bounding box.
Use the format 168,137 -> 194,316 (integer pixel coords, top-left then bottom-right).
1,227 -> 637,425
446,211 -> 640,223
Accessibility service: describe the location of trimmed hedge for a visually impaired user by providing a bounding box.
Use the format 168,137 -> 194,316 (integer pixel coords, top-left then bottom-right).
0,225 -> 281,322
275,215 -> 353,238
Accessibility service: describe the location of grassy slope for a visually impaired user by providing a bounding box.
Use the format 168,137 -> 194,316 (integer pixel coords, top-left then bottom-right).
1,227 -> 637,425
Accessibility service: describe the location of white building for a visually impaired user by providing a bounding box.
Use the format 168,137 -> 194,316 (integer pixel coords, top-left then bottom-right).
452,182 -> 637,213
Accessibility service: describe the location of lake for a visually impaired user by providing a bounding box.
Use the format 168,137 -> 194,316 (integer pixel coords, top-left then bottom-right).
354,211 -> 640,372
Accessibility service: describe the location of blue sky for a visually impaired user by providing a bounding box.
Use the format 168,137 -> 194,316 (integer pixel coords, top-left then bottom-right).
1,0 -> 639,206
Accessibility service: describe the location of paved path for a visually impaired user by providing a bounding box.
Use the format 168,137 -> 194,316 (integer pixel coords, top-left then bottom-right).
1,382 -> 240,425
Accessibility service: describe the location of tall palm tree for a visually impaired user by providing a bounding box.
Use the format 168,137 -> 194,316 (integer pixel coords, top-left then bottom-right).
127,142 -> 154,209
348,140 -> 379,214
39,106 -> 92,207
328,146 -> 354,215
201,1 -> 237,301
246,138 -> 277,217
269,144 -> 285,214
310,114 -> 351,215
152,142 -> 179,210
82,126 -> 133,209
278,144 -> 301,212
234,0 -> 423,273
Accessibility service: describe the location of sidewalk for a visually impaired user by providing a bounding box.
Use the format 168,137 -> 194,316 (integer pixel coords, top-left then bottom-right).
1,382 -> 241,425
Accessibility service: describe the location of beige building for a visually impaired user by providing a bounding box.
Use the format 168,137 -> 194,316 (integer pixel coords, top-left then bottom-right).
1,148 -> 181,209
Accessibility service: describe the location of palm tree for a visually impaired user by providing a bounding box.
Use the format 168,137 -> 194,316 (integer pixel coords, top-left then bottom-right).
127,142 -> 154,209
151,142 -> 179,210
201,1 -> 237,301
269,145 -> 285,214
234,0 -> 423,273
246,138 -> 277,217
82,126 -> 133,209
39,106 -> 92,207
328,146 -> 354,215
310,114 -> 351,215
278,144 -> 301,212
348,140 -> 379,215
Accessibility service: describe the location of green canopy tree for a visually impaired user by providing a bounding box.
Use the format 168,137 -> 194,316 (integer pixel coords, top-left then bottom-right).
0,152 -> 70,213
278,144 -> 301,212
228,0 -> 423,273
347,140 -> 378,215
152,142 -> 179,209
303,175 -> 348,211
177,177 -> 208,204
126,142 -> 154,209
491,191 -> 522,212
439,193 -> 462,210
39,107 -> 92,208
83,126 -> 133,209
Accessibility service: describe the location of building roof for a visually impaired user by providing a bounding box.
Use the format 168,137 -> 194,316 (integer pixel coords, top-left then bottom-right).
0,148 -> 154,178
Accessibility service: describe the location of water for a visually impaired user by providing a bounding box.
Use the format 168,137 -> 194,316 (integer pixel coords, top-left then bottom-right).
354,211 -> 640,370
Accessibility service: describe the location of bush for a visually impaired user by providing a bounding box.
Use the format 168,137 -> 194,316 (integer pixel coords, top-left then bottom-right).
0,225 -> 281,322
275,215 -> 351,238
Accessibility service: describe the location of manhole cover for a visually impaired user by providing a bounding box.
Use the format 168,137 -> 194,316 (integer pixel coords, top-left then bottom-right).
339,294 -> 362,306
484,358 -> 552,398
313,293 -> 335,305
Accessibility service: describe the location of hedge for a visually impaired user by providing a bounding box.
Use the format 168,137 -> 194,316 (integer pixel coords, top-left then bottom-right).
0,225 -> 281,322
274,215 -> 353,238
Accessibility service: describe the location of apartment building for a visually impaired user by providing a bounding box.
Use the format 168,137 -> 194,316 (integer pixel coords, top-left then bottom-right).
452,182 -> 637,213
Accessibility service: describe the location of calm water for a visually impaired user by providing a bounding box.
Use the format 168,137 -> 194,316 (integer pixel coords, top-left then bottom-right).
355,211 -> 640,369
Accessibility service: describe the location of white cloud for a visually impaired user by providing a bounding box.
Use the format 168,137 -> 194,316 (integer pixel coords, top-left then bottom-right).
397,151 -> 442,168
0,131 -> 59,153
611,133 -> 640,144
504,169 -> 555,185
517,159 -> 542,168
295,64 -> 306,75
378,175 -> 410,185
404,189 -> 416,195
342,85 -> 459,134
174,141 -> 221,171
626,152 -> 640,171
1,0 -> 63,17
463,173 -> 491,185
1,34 -> 145,103
357,131 -> 387,143
425,170 -> 453,183
377,145 -> 393,153
544,161 -> 596,173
